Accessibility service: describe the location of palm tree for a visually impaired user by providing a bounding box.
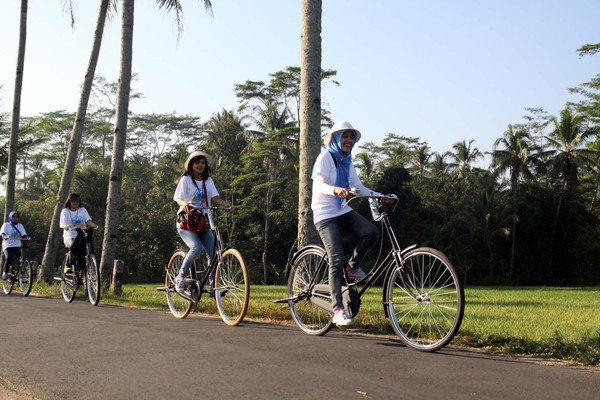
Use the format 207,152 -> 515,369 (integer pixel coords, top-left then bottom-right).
5,0 -> 28,221
490,124 -> 538,279
200,109 -> 249,239
298,0 -> 322,247
202,109 -> 249,188
429,152 -> 450,175
545,107 -> 597,263
446,139 -> 483,176
411,145 -> 431,175
354,152 -> 375,184
99,0 -> 213,283
587,139 -> 600,211
38,0 -> 114,283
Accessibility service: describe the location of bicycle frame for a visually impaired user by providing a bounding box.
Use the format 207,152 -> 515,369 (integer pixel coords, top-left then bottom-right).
162,204 -> 250,325
55,227 -> 101,306
282,195 -> 416,315
171,207 -> 225,303
281,194 -> 465,351
70,228 -> 95,274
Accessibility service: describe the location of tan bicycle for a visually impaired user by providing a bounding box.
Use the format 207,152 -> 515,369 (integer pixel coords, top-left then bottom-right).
158,206 -> 250,326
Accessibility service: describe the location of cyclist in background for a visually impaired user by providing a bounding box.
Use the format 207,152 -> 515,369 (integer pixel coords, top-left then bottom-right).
1,211 -> 28,280
59,193 -> 98,273
173,151 -> 230,294
311,121 -> 380,327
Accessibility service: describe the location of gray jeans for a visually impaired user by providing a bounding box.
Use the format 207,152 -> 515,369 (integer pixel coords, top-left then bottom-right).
315,210 -> 379,310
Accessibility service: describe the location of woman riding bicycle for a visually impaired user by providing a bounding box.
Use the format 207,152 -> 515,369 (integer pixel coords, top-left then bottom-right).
1,211 -> 29,280
311,121 -> 380,327
59,193 -> 98,273
173,151 -> 230,293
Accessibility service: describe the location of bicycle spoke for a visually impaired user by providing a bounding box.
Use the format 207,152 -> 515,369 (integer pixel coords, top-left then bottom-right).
86,255 -> 100,306
215,249 -> 249,326
18,259 -> 33,296
288,246 -> 333,336
386,247 -> 464,352
165,250 -> 193,319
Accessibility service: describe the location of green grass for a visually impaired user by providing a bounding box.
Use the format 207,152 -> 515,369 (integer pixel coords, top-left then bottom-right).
32,283 -> 600,366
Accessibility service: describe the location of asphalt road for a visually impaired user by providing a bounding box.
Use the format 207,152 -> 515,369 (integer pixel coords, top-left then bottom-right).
0,294 -> 598,400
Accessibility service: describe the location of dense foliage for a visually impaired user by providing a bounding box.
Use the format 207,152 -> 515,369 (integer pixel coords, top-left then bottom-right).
1,66 -> 600,286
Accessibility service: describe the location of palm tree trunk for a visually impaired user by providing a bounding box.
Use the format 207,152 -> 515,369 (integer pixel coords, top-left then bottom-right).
590,170 -> 600,211
38,0 -> 110,282
548,179 -> 567,269
298,0 -> 322,247
262,213 -> 271,284
100,0 -> 134,285
5,0 -> 28,221
509,217 -> 517,281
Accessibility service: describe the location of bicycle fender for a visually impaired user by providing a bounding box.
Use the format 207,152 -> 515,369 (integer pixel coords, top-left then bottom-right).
166,249 -> 187,270
284,244 -> 326,281
401,244 -> 418,256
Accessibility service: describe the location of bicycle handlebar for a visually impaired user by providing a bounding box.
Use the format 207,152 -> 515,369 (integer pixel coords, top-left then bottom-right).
186,203 -> 233,211
344,193 -> 398,207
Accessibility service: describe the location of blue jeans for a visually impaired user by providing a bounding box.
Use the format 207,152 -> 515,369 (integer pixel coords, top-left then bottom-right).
315,210 -> 379,310
177,226 -> 215,277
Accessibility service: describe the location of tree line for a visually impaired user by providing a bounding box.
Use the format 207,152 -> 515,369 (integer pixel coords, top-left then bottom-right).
2,59 -> 600,286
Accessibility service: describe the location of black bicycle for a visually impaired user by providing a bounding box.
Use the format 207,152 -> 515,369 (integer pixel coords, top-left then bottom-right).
54,227 -> 100,306
275,194 -> 465,352
1,238 -> 33,296
158,206 -> 250,326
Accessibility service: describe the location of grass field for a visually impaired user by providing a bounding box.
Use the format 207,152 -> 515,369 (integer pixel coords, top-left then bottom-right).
32,283 -> 600,366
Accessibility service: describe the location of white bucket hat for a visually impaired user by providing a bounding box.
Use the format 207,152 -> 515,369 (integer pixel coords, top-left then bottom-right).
323,121 -> 361,146
184,150 -> 212,171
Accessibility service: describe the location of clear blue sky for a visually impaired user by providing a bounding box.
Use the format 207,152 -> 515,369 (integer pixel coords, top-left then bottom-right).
1,0 -> 599,160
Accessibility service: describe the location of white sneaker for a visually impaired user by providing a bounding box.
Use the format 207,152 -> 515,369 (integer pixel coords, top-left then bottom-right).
346,265 -> 367,281
174,275 -> 186,293
332,308 -> 353,326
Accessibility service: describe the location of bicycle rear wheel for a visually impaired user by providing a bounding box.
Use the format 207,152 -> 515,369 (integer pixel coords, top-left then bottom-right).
18,259 -> 33,296
287,246 -> 333,336
386,247 -> 464,352
86,255 -> 100,306
214,248 -> 249,326
165,250 -> 193,319
60,256 -> 77,303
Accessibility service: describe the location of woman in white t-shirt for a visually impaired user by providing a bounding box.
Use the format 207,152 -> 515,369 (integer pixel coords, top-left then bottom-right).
59,193 -> 98,271
1,211 -> 28,280
173,151 -> 230,293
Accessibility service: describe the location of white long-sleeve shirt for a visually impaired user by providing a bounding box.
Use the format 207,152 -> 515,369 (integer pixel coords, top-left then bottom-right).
311,151 -> 376,224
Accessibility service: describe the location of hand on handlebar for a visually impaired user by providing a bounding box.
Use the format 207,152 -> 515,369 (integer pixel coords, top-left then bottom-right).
334,187 -> 353,199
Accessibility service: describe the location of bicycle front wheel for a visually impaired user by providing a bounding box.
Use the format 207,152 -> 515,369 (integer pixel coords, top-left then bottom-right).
287,246 -> 333,336
386,247 -> 464,352
165,250 -> 193,319
2,269 -> 14,295
60,256 -> 77,303
214,248 -> 249,326
86,255 -> 100,306
18,259 -> 33,296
